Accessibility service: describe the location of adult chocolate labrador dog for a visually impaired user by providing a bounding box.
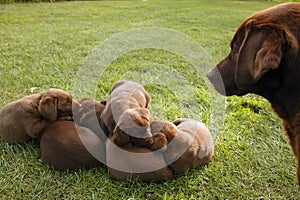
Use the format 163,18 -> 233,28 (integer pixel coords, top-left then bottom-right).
206,3 -> 300,184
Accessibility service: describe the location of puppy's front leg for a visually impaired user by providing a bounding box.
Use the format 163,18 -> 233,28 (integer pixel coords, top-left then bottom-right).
112,127 -> 132,148
25,118 -> 51,139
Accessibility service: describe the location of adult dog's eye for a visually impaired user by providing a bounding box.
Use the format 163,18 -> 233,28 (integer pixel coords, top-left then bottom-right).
231,51 -> 238,58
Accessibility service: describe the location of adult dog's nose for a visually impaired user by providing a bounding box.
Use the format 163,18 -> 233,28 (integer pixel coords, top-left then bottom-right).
206,67 -> 218,83
206,67 -> 226,96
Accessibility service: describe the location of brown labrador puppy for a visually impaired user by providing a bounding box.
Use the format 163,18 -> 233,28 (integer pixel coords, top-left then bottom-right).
162,118 -> 214,174
106,138 -> 173,183
112,107 -> 153,148
206,2 -> 300,183
73,98 -> 106,141
40,121 -> 105,170
0,89 -> 76,143
149,120 -> 178,151
100,80 -> 151,138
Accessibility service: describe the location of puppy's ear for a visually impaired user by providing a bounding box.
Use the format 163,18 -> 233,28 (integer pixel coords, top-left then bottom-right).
38,97 -> 58,121
173,118 -> 188,126
144,93 -> 151,109
235,28 -> 284,89
109,80 -> 126,94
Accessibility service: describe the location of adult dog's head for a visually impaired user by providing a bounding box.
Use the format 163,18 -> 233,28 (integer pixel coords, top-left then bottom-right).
207,3 -> 300,98
207,3 -> 300,184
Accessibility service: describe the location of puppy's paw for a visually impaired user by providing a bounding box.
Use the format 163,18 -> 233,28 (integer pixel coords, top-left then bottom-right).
150,133 -> 168,151
145,137 -> 154,146
57,116 -> 73,121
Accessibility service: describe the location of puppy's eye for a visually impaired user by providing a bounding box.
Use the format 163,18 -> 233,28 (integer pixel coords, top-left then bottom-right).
141,116 -> 150,122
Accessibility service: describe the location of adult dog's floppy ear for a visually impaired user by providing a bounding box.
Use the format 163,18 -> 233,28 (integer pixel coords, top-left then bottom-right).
235,28 -> 284,89
38,96 -> 58,121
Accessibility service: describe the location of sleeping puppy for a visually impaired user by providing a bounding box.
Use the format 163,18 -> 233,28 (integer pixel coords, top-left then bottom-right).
162,118 -> 214,174
206,2 -> 300,183
149,120 -> 178,151
106,139 -> 173,183
40,121 -> 105,170
0,89 -> 77,143
73,98 -> 106,141
100,80 -> 151,138
112,107 -> 153,148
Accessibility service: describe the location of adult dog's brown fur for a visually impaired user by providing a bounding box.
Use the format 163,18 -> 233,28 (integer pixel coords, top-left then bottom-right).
0,89 -> 76,143
40,121 -> 105,170
106,139 -> 173,183
206,3 -> 300,183
100,80 -> 151,138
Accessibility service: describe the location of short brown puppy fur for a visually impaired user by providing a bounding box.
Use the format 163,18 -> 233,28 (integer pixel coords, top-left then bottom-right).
106,139 -> 173,183
100,80 -> 151,138
0,89 -> 76,143
40,121 -> 105,170
206,3 -> 300,184
73,98 -> 106,141
164,118 -> 214,174
112,107 -> 153,148
149,120 -> 178,151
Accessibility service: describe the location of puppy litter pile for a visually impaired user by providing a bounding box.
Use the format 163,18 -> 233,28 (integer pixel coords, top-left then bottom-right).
0,80 -> 214,183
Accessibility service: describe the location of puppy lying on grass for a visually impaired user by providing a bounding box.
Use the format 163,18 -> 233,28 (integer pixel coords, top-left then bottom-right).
40,121 -> 105,170
0,89 -> 77,143
108,117 -> 213,182
151,118 -> 214,174
41,97 -> 107,170
106,139 -> 173,183
100,80 -> 151,138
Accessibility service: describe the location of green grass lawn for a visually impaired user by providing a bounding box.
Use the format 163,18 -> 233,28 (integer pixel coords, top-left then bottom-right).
1,0 -> 300,199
